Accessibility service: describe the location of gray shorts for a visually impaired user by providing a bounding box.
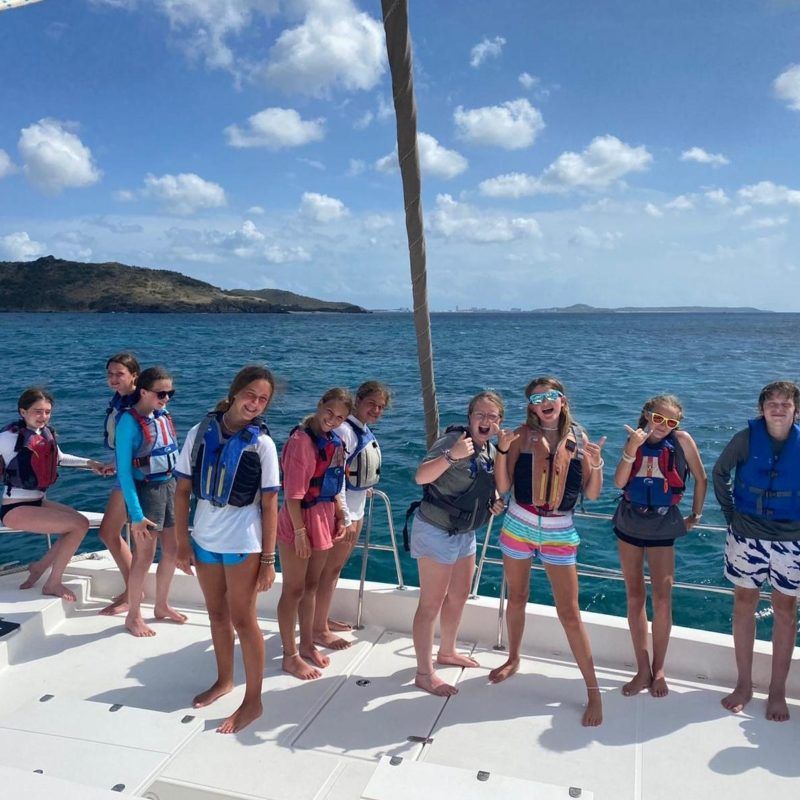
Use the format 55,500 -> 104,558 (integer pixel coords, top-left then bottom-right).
134,478 -> 176,532
410,513 -> 476,565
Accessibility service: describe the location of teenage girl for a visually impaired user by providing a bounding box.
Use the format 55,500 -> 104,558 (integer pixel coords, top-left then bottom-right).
278,388 -> 353,681
114,366 -> 184,637
175,365 -> 280,734
1,387 -> 106,601
613,394 -> 706,697
492,377 -> 606,727
313,380 -> 391,648
97,352 -> 140,616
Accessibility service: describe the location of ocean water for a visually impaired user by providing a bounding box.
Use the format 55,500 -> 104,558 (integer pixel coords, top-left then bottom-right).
1,311 -> 798,641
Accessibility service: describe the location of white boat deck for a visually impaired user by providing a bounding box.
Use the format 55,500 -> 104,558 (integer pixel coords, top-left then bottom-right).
0,553 -> 798,799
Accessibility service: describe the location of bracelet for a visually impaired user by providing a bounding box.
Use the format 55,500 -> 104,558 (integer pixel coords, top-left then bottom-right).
620,452 -> 635,463
260,554 -> 276,566
496,447 -> 509,455
590,458 -> 604,471
294,528 -> 307,536
688,512 -> 703,521
443,449 -> 457,465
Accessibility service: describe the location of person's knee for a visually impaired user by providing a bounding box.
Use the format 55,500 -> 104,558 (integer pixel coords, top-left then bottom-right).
772,593 -> 797,624
207,606 -> 231,627
556,602 -> 582,631
72,514 -> 90,536
733,588 -> 760,614
231,611 -> 259,633
280,583 -> 305,605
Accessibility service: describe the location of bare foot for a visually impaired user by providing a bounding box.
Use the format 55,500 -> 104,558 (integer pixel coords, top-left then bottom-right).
282,653 -> 321,680
154,605 -> 188,624
327,618 -> 352,632
125,615 -> 156,637
192,680 -> 234,708
217,699 -> 263,734
313,630 -> 351,650
437,651 -> 479,668
650,673 -> 669,698
488,658 -> 520,684
300,645 -> 330,668
99,592 -> 130,616
19,561 -> 47,590
766,691 -> 790,722
415,670 -> 458,697
582,690 -> 603,727
622,669 -> 652,696
721,684 -> 752,713
41,582 -> 76,602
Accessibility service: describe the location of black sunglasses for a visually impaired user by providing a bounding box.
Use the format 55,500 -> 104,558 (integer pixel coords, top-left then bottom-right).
145,389 -> 176,400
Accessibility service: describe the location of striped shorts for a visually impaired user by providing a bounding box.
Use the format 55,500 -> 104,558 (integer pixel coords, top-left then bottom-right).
499,499 -> 580,565
724,530 -> 800,596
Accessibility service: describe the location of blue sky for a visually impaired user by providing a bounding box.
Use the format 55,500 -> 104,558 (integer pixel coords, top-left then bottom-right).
1,0 -> 799,310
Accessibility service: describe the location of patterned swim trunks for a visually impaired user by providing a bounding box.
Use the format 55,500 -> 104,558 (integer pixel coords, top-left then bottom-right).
499,499 -> 580,566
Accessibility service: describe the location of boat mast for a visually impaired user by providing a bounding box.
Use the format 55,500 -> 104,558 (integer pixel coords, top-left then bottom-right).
381,0 -> 440,448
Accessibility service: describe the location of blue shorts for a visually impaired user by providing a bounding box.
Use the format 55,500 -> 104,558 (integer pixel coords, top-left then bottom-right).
410,513 -> 476,565
191,539 -> 252,567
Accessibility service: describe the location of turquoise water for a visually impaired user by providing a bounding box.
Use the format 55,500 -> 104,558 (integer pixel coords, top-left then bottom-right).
1,311 -> 798,640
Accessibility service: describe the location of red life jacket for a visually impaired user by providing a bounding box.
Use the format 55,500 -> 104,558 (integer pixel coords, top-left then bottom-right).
1,421 -> 59,495
125,407 -> 179,481
624,434 -> 687,508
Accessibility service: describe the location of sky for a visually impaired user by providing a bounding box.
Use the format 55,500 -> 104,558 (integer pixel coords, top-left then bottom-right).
1,0 -> 799,310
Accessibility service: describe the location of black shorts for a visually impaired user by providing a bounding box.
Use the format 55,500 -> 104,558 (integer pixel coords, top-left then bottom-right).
0,499 -> 44,524
614,528 -> 675,549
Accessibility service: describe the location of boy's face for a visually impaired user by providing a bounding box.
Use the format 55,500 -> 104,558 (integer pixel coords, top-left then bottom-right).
761,392 -> 796,426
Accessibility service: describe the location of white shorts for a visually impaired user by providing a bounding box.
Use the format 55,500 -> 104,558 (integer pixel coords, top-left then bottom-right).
724,530 -> 800,596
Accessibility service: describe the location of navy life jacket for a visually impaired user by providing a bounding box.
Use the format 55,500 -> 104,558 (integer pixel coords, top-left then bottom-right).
344,418 -> 381,491
288,426 -> 345,508
403,425 -> 497,549
733,418 -> 800,521
124,407 -> 179,481
624,433 -> 688,509
103,391 -> 135,450
190,412 -> 269,508
0,421 -> 59,496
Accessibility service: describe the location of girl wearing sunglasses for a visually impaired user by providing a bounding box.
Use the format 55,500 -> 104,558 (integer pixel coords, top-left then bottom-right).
492,377 -> 606,727
114,366 -> 183,638
613,394 -> 706,698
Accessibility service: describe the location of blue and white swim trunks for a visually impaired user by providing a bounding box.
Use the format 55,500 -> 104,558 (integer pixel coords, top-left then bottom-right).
724,530 -> 800,596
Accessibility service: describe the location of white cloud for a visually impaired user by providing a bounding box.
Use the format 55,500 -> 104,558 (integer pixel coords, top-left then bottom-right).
774,64 -> 800,111
52,229 -> 94,261
265,244 -> 311,263
114,189 -> 136,202
354,110 -> 374,129
375,132 -> 468,179
224,107 -> 325,149
469,35 -> 505,68
644,202 -> 663,218
363,213 -> 393,230
143,172 -> 227,214
0,149 -> 16,179
264,0 -> 385,96
705,188 -> 730,205
518,72 -> 539,90
300,191 -> 348,222
18,118 -> 102,195
429,194 -> 541,243
480,135 -> 651,197
347,158 -> 366,176
298,157 -> 325,170
453,99 -> 544,150
664,194 -> 695,211
680,147 -> 729,167
568,226 -> 622,250
247,205 -> 265,215
737,180 -> 800,207
1,231 -> 45,260
746,216 -> 789,230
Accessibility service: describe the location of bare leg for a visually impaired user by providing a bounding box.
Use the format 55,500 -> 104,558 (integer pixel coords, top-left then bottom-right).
6,501 -> 89,601
153,527 -> 187,624
412,557 -> 458,696
721,586 -> 758,713
617,539 -> 652,695
313,527 -> 359,649
545,563 -> 603,727
766,590 -> 797,722
647,545 -> 675,697
217,555 -> 265,734
98,489 -> 134,614
125,530 -> 157,637
298,550 -> 331,667
193,561 -> 235,707
489,555 -> 532,683
436,553 -> 479,667
277,542 -> 320,680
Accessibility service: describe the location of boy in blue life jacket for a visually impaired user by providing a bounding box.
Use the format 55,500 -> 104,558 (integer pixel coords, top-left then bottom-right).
713,380 -> 800,722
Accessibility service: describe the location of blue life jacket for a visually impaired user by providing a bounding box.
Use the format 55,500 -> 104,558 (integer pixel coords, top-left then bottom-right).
124,407 -> 179,481
1,421 -> 59,495
624,433 -> 687,509
190,412 -> 269,508
104,392 -> 135,450
344,418 -> 381,491
288,426 -> 345,508
733,418 -> 800,521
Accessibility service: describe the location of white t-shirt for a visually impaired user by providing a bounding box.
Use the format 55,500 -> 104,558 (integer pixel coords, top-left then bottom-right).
0,428 -> 89,502
174,422 -> 280,554
335,415 -> 381,522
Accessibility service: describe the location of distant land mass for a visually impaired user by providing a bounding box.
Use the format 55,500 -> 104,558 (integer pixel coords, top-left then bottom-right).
442,302 -> 769,314
0,256 -> 368,314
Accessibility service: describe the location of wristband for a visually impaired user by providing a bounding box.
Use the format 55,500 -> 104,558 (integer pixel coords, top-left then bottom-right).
688,512 -> 703,521
259,554 -> 276,566
496,447 -> 509,455
590,458 -> 604,471
621,452 -> 635,463
443,449 -> 457,465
